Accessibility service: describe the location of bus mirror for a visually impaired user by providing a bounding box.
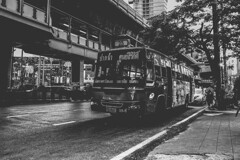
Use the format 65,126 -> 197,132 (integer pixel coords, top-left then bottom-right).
92,64 -> 95,72
92,61 -> 97,71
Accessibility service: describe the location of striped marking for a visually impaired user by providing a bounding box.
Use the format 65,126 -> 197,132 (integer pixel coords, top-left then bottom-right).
7,114 -> 29,118
53,121 -> 76,126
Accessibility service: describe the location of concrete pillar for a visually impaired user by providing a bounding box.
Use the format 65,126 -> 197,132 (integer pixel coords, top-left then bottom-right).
72,59 -> 84,86
0,40 -> 13,102
8,48 -> 14,88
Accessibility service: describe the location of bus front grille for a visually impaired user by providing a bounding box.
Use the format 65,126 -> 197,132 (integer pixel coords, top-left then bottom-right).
101,101 -> 123,108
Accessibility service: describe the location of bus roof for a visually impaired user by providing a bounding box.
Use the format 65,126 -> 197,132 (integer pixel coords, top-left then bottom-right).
99,46 -> 169,59
98,47 -> 194,72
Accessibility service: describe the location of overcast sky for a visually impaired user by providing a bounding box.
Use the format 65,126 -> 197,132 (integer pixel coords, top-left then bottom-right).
167,0 -> 182,11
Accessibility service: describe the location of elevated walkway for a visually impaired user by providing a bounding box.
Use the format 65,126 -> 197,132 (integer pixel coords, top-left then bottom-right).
0,0 -> 148,61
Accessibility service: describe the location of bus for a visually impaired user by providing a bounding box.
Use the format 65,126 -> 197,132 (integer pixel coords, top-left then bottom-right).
90,46 -> 195,116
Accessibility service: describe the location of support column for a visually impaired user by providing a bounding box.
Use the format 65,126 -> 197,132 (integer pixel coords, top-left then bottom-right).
8,48 -> 14,88
0,40 -> 13,103
72,59 -> 84,86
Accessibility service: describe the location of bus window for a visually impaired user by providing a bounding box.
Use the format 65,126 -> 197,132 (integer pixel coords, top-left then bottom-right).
172,71 -> 176,79
155,65 -> 161,80
118,61 -> 143,80
161,67 -> 166,77
96,66 -> 103,78
147,61 -> 154,80
96,63 -> 114,79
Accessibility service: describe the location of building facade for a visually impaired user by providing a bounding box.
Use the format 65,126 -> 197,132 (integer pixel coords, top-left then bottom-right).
131,0 -> 167,19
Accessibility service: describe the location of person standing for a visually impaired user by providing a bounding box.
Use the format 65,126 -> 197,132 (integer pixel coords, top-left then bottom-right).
233,75 -> 240,107
205,84 -> 214,109
219,84 -> 226,110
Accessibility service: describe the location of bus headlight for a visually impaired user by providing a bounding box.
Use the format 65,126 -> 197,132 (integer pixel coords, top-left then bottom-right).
149,93 -> 155,100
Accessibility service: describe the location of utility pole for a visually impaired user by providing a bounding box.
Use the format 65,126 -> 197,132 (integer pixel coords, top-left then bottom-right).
212,0 -> 222,109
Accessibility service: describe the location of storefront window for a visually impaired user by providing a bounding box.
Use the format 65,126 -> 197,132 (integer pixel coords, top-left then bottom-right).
11,48 -> 72,90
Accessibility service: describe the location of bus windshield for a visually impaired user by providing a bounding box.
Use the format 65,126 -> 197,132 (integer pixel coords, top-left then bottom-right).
94,49 -> 145,87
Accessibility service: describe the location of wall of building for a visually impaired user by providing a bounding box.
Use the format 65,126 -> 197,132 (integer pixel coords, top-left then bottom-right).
132,0 -> 167,19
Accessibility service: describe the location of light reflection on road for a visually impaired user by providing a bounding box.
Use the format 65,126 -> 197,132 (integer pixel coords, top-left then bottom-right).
1,101 -> 110,129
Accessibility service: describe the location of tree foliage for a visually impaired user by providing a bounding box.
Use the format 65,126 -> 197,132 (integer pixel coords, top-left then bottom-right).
141,0 -> 240,109
141,0 -> 240,73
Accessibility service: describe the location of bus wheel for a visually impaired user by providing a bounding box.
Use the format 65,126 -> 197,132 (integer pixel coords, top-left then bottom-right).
91,104 -> 98,111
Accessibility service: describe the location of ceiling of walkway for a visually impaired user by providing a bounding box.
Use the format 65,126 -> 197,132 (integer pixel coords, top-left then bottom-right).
51,0 -> 145,34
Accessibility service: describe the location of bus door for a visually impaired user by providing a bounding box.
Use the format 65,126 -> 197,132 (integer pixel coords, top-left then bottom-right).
190,77 -> 193,102
166,67 -> 173,108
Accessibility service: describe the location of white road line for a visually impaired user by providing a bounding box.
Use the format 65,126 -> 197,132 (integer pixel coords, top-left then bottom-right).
24,111 -> 47,114
72,109 -> 86,112
7,114 -> 29,118
6,111 -> 47,118
53,121 -> 76,126
110,107 -> 206,160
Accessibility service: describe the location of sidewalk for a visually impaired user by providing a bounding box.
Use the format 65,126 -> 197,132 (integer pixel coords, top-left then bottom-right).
145,108 -> 240,160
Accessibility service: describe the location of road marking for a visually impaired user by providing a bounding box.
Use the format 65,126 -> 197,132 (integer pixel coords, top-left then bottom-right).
53,121 -> 76,126
110,107 -> 206,160
204,113 -> 223,116
72,109 -> 86,112
7,114 -> 29,118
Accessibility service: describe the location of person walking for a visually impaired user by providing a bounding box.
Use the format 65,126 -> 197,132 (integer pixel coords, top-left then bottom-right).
233,75 -> 240,116
233,75 -> 240,104
205,84 -> 214,109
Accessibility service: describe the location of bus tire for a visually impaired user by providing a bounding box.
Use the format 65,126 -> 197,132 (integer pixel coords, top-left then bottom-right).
91,104 -> 98,111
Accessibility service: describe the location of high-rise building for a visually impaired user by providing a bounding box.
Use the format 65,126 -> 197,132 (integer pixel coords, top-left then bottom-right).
130,0 -> 168,19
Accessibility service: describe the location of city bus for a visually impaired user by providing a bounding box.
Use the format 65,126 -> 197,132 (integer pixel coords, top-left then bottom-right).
90,46 -> 195,116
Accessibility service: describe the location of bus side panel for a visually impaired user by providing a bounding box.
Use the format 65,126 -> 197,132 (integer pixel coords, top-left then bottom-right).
166,67 -> 173,108
145,88 -> 158,113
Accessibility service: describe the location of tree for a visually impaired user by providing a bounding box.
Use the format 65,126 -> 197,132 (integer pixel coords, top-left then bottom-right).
141,0 -> 240,109
141,12 -> 191,57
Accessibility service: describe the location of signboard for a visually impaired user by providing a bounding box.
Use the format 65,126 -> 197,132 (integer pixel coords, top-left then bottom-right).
99,50 -> 140,62
201,65 -> 211,73
114,39 -> 130,48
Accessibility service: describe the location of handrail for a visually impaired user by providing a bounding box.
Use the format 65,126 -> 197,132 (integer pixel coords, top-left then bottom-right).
24,2 -> 45,13
51,6 -> 112,36
111,0 -> 149,27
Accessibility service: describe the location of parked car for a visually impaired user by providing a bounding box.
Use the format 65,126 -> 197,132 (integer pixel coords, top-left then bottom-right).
192,88 -> 206,105
64,83 -> 90,101
18,84 -> 36,92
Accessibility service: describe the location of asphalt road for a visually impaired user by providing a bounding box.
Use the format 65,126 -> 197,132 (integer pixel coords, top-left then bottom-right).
0,102 -> 204,160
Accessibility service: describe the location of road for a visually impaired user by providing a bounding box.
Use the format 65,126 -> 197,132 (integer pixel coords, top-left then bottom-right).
0,102 -> 204,160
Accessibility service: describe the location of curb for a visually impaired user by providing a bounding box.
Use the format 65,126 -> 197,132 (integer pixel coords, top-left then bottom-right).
110,107 -> 207,160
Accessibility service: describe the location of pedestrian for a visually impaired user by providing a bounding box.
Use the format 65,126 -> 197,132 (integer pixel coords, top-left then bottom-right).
219,84 -> 226,110
233,75 -> 240,107
205,84 -> 214,109
85,83 -> 92,100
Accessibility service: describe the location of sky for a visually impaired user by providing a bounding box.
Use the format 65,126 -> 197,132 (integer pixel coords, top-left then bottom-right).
167,0 -> 182,11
